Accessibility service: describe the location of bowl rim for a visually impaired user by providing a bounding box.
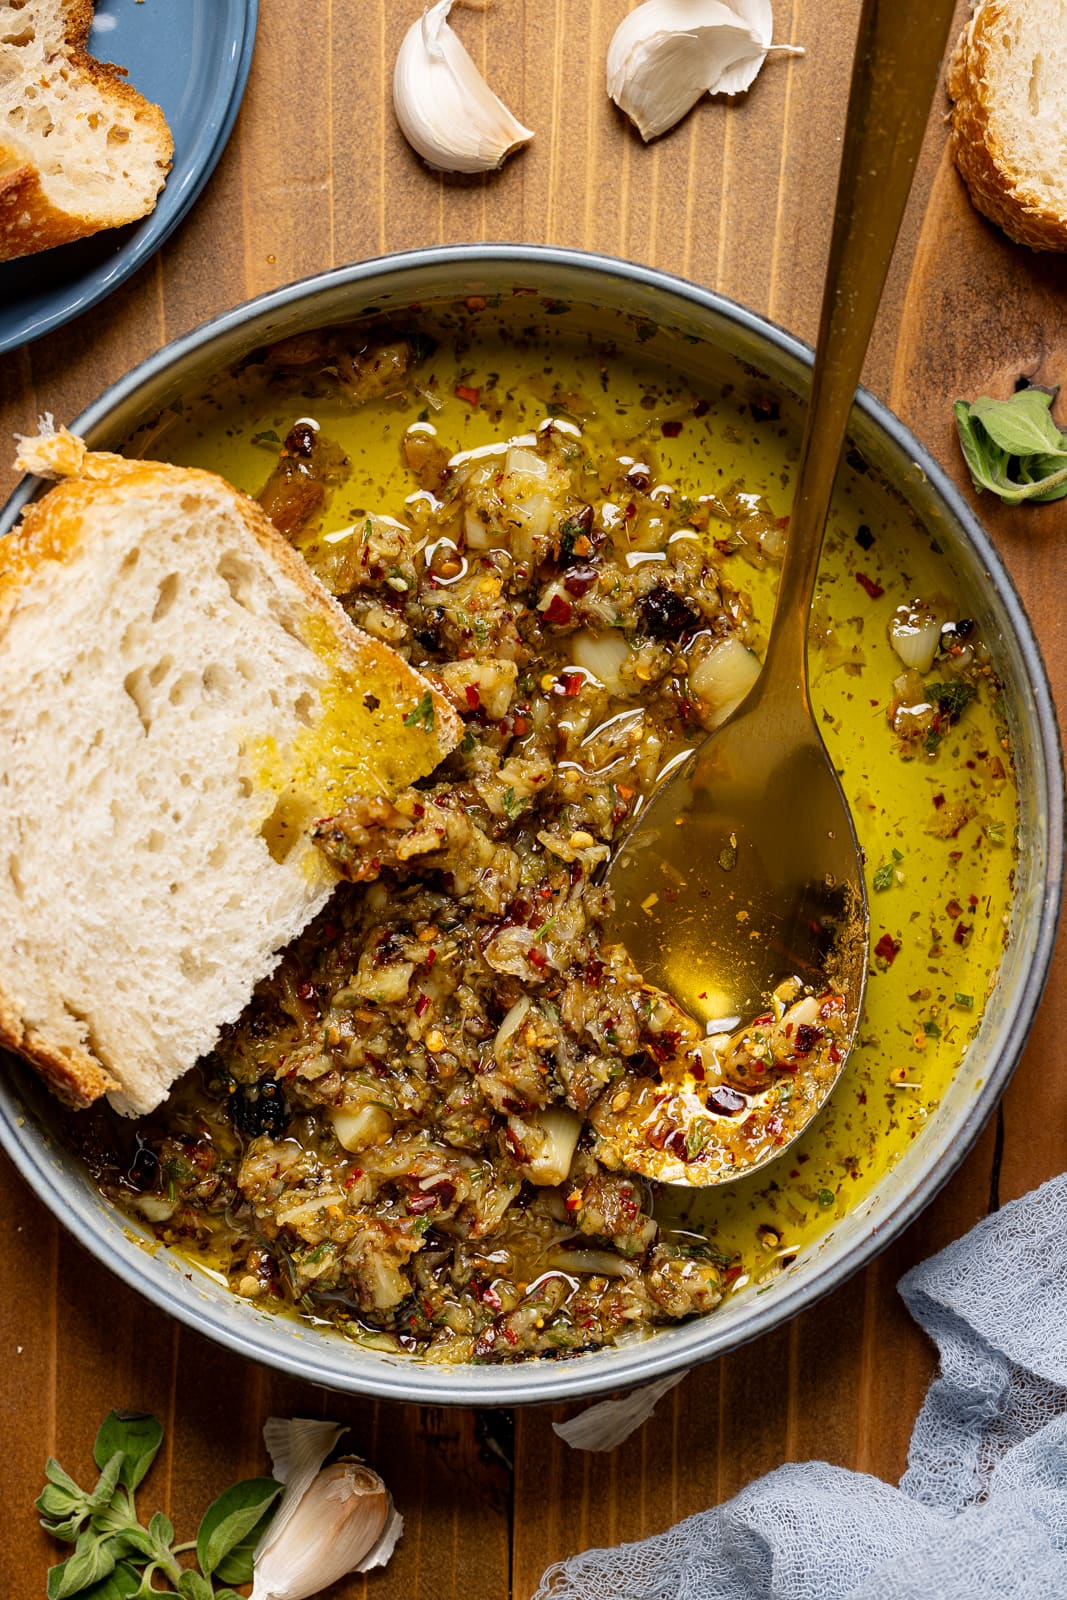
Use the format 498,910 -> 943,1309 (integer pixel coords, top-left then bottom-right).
1,243 -> 1062,1406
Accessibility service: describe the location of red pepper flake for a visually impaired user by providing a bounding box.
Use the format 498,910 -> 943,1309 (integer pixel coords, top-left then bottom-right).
464,685 -> 482,709
624,502 -> 637,519
828,1044 -> 842,1065
344,1169 -> 364,1188
412,801 -> 426,819
511,711 -> 530,737
753,1013 -> 775,1027
558,669 -> 583,697
465,295 -> 487,312
503,1326 -> 519,1346
415,993 -> 430,1017
945,897 -> 963,917
723,1264 -> 744,1285
424,948 -> 437,968
296,980 -> 315,1001
856,572 -> 885,600
968,894 -> 979,909
874,932 -> 901,963
527,947 -> 547,970
661,419 -> 683,437
543,592 -> 573,626
455,383 -> 480,405
408,1191 -> 438,1215
953,921 -> 972,946
933,793 -> 945,809
481,1284 -> 502,1311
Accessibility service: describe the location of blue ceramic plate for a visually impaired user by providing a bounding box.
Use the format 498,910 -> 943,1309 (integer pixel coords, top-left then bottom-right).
0,0 -> 257,354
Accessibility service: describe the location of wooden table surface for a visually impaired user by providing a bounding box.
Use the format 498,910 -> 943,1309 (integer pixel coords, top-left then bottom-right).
2,3 -> 1066,1595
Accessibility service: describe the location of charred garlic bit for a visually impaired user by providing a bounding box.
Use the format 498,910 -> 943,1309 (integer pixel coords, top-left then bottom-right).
251,1418 -> 402,1600
606,0 -> 802,142
393,0 -> 534,174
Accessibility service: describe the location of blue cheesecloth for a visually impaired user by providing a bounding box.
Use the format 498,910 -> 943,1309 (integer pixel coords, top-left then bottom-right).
536,1172 -> 1067,1600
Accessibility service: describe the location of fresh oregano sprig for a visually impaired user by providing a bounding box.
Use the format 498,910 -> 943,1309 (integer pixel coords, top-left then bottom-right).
37,1410 -> 281,1600
954,385 -> 1067,504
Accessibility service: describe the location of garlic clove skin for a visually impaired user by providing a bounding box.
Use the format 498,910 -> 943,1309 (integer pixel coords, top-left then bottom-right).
249,1459 -> 399,1600
553,1371 -> 687,1451
606,0 -> 800,142
393,0 -> 534,174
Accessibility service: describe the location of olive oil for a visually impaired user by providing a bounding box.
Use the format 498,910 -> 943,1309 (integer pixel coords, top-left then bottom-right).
140,305 -> 1017,1300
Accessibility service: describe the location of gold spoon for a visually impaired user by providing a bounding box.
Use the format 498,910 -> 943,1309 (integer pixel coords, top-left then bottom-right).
595,0 -> 959,1187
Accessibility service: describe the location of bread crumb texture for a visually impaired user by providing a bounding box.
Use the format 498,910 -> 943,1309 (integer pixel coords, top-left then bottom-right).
0,445 -> 459,1114
0,0 -> 173,261
948,0 -> 1067,251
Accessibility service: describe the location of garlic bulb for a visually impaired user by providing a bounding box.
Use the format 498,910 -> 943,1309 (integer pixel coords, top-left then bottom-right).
251,1418 -> 403,1600
394,0 -> 534,174
607,0 -> 802,142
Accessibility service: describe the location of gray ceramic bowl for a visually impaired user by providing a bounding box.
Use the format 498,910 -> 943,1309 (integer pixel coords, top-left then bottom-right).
1,246 -> 1062,1405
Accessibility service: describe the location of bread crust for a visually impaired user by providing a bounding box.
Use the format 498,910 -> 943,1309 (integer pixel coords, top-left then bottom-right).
0,0 -> 173,262
947,1 -> 1067,252
0,443 -> 461,1112
0,993 -> 118,1109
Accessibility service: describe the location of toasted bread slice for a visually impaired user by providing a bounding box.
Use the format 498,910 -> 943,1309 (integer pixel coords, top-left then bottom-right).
0,430 -> 461,1114
0,0 -> 173,262
947,0 -> 1067,252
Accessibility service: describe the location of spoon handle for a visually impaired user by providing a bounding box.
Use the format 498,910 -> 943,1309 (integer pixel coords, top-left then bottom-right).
763,0 -> 960,691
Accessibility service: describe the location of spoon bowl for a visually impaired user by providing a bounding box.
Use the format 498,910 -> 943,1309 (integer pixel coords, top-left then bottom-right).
597,0 -> 960,1185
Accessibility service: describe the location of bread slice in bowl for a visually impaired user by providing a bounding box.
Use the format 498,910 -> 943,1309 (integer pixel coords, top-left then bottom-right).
0,430 -> 461,1115
947,0 -> 1067,252
0,0 -> 173,262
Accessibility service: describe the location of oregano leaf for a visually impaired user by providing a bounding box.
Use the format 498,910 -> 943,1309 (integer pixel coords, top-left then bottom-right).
87,1454 -> 125,1514
213,1495 -> 280,1585
73,1564 -> 141,1600
46,1531 -> 118,1599
147,1509 -> 175,1551
969,387 -> 1066,457
195,1477 -> 281,1578
954,390 -> 1067,503
93,1413 -> 164,1491
177,1572 -> 213,1600
953,401 -> 1011,495
45,1459 -> 88,1498
41,1512 -> 93,1544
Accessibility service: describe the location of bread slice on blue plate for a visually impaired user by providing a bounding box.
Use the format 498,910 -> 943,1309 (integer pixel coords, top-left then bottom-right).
0,0 -> 173,261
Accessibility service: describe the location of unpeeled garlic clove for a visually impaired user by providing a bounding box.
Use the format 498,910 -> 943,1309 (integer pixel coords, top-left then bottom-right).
393,0 -> 534,174
606,0 -> 801,142
250,1418 -> 403,1600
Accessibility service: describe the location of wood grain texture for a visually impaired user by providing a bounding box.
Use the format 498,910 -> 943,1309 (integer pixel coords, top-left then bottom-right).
1,1 -> 1065,1595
